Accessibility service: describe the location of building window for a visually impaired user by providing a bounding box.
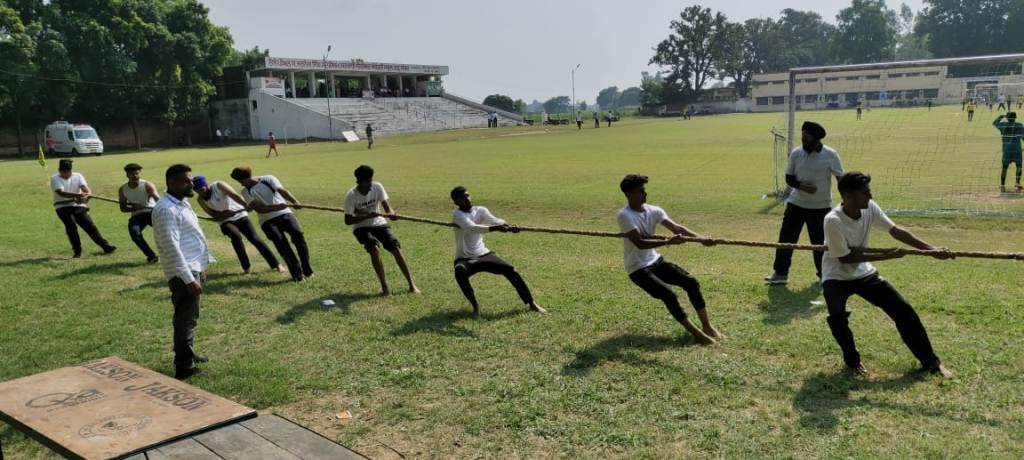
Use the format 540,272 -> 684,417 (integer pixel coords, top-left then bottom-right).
845,93 -> 860,102
924,71 -> 940,76
804,95 -> 818,103
772,80 -> 786,85
771,96 -> 786,105
756,97 -> 770,106
866,75 -> 881,80
866,91 -> 881,100
889,73 -> 903,78
803,78 -> 819,83
923,88 -> 939,98
826,77 -> 840,81
905,72 -> 921,77
827,94 -> 839,102
846,76 -> 860,81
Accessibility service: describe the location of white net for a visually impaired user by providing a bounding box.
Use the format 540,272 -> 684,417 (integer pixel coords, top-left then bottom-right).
768,55 -> 1024,216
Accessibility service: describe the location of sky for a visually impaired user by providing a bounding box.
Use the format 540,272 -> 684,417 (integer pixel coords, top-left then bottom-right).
203,0 -> 925,104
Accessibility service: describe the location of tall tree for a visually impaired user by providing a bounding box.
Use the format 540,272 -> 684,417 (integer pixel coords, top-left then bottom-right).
542,96 -> 570,114
228,45 -> 270,70
482,94 -> 515,112
718,18 -> 787,98
618,87 -> 642,107
650,5 -> 730,97
776,9 -> 836,68
894,3 -> 932,60
916,0 -> 1024,58
595,86 -> 619,108
831,0 -> 899,64
0,2 -> 41,155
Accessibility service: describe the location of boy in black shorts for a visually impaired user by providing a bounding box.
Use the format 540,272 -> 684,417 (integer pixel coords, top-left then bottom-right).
344,165 -> 420,296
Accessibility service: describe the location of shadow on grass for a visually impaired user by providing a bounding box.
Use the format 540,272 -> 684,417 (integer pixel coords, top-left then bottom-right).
757,198 -> 785,214
0,257 -> 59,268
561,333 -> 686,377
390,308 -> 525,338
758,282 -> 823,325
50,260 -> 147,280
793,371 -> 1003,433
276,292 -> 376,325
203,275 -> 293,295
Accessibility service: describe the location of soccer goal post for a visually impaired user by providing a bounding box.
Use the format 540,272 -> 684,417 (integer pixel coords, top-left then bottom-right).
770,53 -> 1024,216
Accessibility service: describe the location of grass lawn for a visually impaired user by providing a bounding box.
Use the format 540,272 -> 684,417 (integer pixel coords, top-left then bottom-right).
1,107 -> 1022,458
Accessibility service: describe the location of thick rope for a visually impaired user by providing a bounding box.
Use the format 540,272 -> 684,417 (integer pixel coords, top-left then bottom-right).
87,194 -> 216,221
61,197 -> 1024,260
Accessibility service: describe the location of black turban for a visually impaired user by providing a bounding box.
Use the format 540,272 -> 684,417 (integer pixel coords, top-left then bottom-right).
802,121 -> 826,140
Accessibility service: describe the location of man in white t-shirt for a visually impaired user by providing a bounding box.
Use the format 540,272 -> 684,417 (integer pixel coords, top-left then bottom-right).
344,165 -> 420,296
193,175 -> 283,275
822,171 -> 953,378
766,121 -> 844,285
118,163 -> 160,263
231,166 -> 313,282
51,159 -> 116,258
617,174 -> 720,345
449,186 -> 545,319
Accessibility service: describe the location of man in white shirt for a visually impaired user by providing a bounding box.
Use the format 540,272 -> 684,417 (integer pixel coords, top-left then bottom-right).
450,186 -> 545,319
118,163 -> 160,263
231,166 -> 313,282
51,159 -> 116,258
344,165 -> 420,296
152,164 -> 213,380
617,174 -> 720,345
822,172 -> 953,378
193,175 -> 283,275
766,121 -> 844,285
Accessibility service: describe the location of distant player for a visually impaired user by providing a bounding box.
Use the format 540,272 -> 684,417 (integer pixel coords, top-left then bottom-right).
998,94 -> 1008,111
1017,95 -> 1024,110
576,111 -> 582,130
856,106 -> 863,121
593,110 -> 600,128
966,100 -> 976,122
994,112 -> 1024,192
617,174 -> 721,345
365,124 -> 374,150
267,132 -> 279,157
822,171 -> 954,378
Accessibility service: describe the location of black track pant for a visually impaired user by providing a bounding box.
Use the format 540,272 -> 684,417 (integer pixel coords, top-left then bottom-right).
629,257 -> 705,325
454,253 -> 533,306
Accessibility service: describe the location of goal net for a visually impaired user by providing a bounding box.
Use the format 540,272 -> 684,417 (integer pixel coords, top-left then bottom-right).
766,53 -> 1024,216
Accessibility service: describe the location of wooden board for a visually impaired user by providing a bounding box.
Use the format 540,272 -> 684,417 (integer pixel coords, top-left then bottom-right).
341,131 -> 360,142
240,416 -> 366,460
0,356 -> 255,460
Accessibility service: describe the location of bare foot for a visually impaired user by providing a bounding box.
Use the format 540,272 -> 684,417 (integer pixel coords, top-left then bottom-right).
702,325 -> 723,339
692,332 -> 716,346
275,266 -> 286,273
242,269 -> 252,275
528,303 -> 548,314
409,285 -> 422,294
927,364 -> 954,379
848,363 -> 869,377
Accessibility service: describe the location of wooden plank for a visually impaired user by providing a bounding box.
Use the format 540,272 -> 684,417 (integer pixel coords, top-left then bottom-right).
0,357 -> 255,460
154,438 -> 221,459
241,416 -> 367,460
193,424 -> 299,460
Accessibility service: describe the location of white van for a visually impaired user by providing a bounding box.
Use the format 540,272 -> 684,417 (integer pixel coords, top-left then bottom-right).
45,121 -> 104,156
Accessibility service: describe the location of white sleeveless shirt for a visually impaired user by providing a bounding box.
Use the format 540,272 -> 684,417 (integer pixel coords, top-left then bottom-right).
203,181 -> 247,223
122,180 -> 156,216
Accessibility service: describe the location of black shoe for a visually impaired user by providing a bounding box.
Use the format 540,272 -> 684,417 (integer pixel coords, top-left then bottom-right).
174,367 -> 202,380
103,246 -> 117,254
72,251 -> 82,259
194,355 -> 209,364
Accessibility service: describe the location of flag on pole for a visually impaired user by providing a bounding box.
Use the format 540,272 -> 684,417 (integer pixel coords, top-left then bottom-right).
37,144 -> 46,168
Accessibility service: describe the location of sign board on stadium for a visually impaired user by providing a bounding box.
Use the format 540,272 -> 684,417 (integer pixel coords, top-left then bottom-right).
252,77 -> 286,97
0,356 -> 256,459
264,57 -> 448,75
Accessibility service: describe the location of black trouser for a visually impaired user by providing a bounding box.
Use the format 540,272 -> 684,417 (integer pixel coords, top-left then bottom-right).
221,217 -> 279,272
169,273 -> 202,372
629,257 -> 706,326
576,121 -> 582,130
823,273 -> 940,369
454,253 -> 533,306
56,206 -> 111,253
261,213 -> 313,280
128,212 -> 157,259
594,119 -> 599,128
773,203 -> 830,278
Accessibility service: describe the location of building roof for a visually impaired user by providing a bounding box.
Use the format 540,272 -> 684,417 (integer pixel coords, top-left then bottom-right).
259,57 -> 449,76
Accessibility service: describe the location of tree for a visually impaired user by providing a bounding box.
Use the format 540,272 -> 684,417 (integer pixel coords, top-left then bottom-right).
831,0 -> 899,64
578,100 -> 587,110
0,2 -> 42,155
512,99 -> 526,114
894,3 -> 932,60
542,96 -> 570,114
717,19 -> 784,98
228,45 -> 270,70
482,94 -> 515,112
618,87 -> 642,107
916,0 -> 1024,58
650,6 -> 730,97
776,9 -> 836,68
595,86 -> 619,108
640,71 -> 664,109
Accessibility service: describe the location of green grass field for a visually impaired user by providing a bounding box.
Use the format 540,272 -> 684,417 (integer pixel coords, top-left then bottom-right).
1,107 -> 1022,458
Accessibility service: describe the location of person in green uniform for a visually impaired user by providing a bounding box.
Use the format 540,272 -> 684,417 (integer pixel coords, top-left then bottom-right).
994,112 -> 1024,192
